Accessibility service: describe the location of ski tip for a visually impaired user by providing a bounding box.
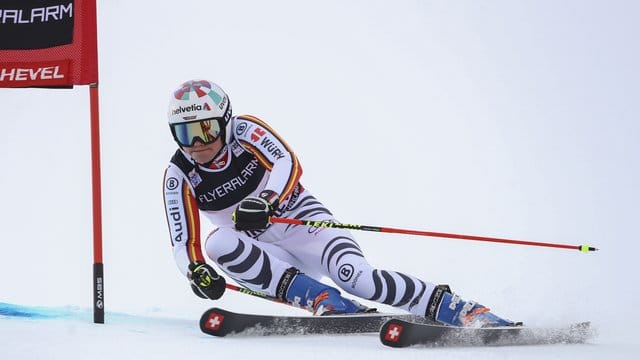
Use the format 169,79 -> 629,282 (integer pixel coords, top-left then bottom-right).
200,308 -> 229,337
379,319 -> 411,348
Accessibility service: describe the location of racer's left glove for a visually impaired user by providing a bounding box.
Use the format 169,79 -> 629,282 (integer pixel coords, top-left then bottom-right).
233,190 -> 279,231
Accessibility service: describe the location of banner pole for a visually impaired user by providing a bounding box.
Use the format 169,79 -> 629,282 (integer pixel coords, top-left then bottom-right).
90,83 -> 104,323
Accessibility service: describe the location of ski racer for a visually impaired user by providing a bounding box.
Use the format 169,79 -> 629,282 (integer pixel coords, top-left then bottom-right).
162,79 -> 516,327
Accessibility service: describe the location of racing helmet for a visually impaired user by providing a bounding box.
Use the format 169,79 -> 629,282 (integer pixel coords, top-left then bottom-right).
167,80 -> 232,147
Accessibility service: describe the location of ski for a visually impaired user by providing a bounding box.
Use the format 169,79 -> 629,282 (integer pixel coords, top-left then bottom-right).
199,307 -> 427,337
380,318 -> 594,347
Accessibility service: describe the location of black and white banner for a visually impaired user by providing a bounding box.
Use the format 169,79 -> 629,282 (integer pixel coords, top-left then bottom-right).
0,0 -> 74,50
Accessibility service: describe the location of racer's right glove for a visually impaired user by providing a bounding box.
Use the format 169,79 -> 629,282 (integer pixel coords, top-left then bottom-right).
188,261 -> 226,300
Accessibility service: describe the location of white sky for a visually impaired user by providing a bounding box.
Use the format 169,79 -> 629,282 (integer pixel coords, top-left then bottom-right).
1,0 -> 639,353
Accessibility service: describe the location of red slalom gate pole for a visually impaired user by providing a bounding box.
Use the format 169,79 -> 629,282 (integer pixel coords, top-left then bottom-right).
90,84 -> 105,323
270,217 -> 598,253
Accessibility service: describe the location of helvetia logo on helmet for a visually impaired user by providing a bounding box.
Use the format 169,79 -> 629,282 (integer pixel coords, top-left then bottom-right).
172,103 -> 211,115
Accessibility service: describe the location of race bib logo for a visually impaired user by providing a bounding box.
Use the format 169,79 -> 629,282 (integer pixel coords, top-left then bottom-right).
338,264 -> 354,282
188,169 -> 202,187
165,177 -> 179,190
235,121 -> 248,136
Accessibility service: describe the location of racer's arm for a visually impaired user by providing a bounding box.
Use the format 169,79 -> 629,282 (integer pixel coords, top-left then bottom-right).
162,165 -> 205,277
233,115 -> 302,203
163,165 -> 225,299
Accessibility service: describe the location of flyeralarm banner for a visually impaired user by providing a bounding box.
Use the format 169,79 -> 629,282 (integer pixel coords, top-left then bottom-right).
0,0 -> 98,87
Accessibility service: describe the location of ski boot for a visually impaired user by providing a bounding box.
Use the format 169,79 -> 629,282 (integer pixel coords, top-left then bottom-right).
278,267 -> 373,315
426,285 -> 518,328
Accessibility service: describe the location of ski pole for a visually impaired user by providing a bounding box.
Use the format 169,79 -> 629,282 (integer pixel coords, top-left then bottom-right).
224,283 -> 302,308
269,217 -> 598,253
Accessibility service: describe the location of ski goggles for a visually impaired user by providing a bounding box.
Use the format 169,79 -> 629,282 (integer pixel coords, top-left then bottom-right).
171,118 -> 223,147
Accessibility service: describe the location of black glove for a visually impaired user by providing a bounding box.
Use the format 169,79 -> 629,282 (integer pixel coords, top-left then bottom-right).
233,190 -> 280,231
188,262 -> 226,300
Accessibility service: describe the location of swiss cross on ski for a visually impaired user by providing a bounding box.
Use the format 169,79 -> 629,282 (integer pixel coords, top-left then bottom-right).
384,323 -> 403,342
205,312 -> 225,331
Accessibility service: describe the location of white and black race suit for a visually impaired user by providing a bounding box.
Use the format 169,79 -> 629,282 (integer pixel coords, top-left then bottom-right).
163,115 -> 437,316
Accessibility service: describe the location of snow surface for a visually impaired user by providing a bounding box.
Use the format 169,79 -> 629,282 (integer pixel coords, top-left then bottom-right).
0,303 -> 633,360
1,0 -> 639,359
